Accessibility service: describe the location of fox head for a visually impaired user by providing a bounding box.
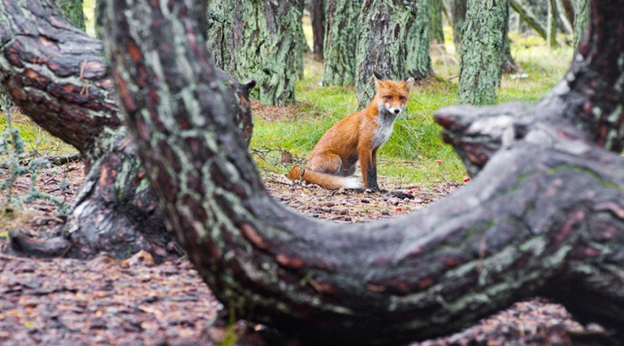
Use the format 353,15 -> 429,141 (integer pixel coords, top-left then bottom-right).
373,71 -> 415,116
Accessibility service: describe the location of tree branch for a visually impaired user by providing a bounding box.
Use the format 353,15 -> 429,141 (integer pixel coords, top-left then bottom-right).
101,0 -> 624,344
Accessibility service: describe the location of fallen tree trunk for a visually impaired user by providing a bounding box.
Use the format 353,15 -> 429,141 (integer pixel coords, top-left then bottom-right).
0,0 -> 254,261
100,0 -> 624,344
509,0 -> 547,40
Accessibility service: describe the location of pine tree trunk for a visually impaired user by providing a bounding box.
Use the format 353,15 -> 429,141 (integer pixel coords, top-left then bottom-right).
206,0 -> 299,105
356,0 -> 430,109
574,0 -> 590,49
310,0 -> 326,61
458,0 -> 508,105
547,0 -> 559,48
451,0 -> 466,53
100,0 -> 624,343
295,0 -> 307,79
55,0 -> 86,31
0,0 -> 255,260
430,0 -> 445,47
406,0 -> 432,80
509,0 -> 547,39
322,0 -> 363,86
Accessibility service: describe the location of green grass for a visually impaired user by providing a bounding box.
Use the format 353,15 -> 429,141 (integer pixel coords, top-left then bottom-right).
0,13 -> 574,187
253,32 -> 574,186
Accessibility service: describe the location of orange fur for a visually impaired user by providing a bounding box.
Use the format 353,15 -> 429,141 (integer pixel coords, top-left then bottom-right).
287,74 -> 415,190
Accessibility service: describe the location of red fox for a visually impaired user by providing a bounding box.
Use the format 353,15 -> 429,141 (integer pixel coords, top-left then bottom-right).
287,72 -> 414,190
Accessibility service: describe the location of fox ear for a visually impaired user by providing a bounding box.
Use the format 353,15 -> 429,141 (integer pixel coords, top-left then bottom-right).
373,71 -> 385,89
404,77 -> 415,92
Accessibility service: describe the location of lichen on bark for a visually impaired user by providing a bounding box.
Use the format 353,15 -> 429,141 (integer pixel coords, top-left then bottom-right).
322,0 -> 363,86
206,0 -> 299,105
458,0 -> 508,105
356,0 -> 430,109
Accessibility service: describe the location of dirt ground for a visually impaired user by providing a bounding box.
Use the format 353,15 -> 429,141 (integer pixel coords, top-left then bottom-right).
0,161 -> 614,345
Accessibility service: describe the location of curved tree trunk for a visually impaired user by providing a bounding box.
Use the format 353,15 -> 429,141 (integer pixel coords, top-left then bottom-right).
100,0 -> 624,344
322,0 -> 363,86
451,0 -> 466,53
356,0 -> 430,109
206,0 -> 299,106
458,0 -> 508,105
0,0 -> 254,261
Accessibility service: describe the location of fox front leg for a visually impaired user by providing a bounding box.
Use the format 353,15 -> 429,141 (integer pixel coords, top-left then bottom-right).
359,148 -> 380,191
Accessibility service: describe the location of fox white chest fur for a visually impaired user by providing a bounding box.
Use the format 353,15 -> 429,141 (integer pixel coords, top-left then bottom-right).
372,102 -> 401,149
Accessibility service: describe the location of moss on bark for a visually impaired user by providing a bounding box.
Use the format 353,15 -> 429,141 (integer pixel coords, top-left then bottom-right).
322,0 -> 363,86
458,0 -> 508,105
207,0 -> 299,105
574,0 -> 590,49
356,0 -> 430,109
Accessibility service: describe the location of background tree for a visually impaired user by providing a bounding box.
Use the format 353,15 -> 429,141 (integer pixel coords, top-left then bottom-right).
574,0 -> 589,49
55,0 -> 85,31
356,0 -> 430,109
206,0 -> 299,105
430,0 -> 445,48
310,0 -> 326,61
322,0 -> 363,86
99,0 -> 624,343
295,0 -> 308,79
458,0 -> 508,105
509,0 -> 547,40
547,0 -> 559,48
0,0 -> 254,260
451,0 -> 466,53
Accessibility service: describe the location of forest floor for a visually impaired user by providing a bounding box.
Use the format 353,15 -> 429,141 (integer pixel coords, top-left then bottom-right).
0,160 -> 614,346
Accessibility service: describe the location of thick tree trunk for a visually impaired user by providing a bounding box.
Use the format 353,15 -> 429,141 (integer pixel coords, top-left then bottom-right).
101,0 -> 624,344
322,0 -> 363,86
206,0 -> 299,105
356,0 -> 430,109
430,0 -> 445,47
451,0 -> 466,53
509,0 -> 547,40
547,0 -> 559,48
458,0 -> 508,105
310,0 -> 326,61
574,0 -> 590,49
0,0 -> 254,261
406,0 -> 432,81
295,0 -> 307,79
55,0 -> 86,31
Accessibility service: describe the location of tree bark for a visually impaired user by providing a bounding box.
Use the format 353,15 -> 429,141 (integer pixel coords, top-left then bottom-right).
406,0 -> 432,81
322,0 -> 363,86
558,0 -> 574,28
509,0 -> 547,40
356,0 -> 430,109
310,0 -> 326,61
430,0 -> 445,47
574,0 -> 590,49
547,0 -> 559,48
206,0 -> 299,106
0,0 -> 254,261
55,0 -> 86,31
458,0 -> 508,105
295,0 -> 307,79
451,0 -> 466,53
100,0 -> 624,344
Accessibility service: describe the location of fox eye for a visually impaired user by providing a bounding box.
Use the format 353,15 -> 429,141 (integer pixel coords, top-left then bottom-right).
384,95 -> 392,100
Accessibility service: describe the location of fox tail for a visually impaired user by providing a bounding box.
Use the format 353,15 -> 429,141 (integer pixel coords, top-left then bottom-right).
286,166 -> 361,190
